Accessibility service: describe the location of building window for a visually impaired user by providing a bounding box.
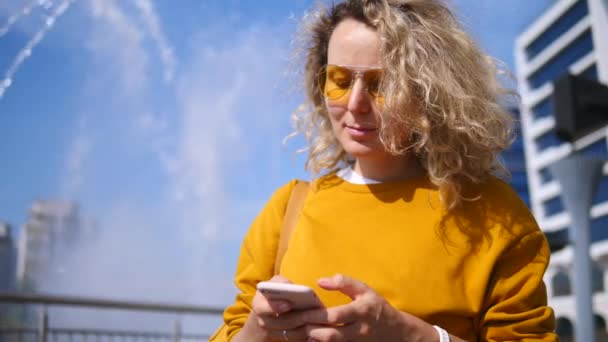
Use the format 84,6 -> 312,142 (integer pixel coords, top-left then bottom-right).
509,173 -> 528,187
535,129 -> 563,152
579,140 -> 608,158
556,317 -> 574,342
502,153 -> 527,172
552,270 -> 572,296
525,0 -> 589,60
511,130 -> 525,150
531,97 -> 553,120
539,167 -> 554,184
557,315 -> 608,342
593,263 -> 604,293
596,314 -> 608,341
592,176 -> 608,206
543,196 -> 565,216
545,228 -> 569,252
591,215 -> 608,242
527,29 -> 595,90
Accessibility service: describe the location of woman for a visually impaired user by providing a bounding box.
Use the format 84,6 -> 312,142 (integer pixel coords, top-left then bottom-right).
211,0 -> 556,340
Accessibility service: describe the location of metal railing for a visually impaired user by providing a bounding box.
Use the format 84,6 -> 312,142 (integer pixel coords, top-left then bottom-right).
0,292 -> 225,342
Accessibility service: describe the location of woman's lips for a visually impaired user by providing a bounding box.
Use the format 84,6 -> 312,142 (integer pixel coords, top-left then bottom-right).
346,125 -> 377,137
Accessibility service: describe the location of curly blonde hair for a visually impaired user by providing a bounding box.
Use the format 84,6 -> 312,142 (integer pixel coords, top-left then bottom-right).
291,0 -> 515,209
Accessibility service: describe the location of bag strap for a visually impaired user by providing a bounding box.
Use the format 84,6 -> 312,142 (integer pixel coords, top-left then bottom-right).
209,181 -> 310,342
273,180 -> 310,275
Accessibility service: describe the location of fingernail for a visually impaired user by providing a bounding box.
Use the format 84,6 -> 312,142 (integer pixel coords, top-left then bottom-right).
278,302 -> 290,312
318,277 -> 330,285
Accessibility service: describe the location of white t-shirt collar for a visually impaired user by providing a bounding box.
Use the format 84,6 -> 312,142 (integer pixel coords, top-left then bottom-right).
336,168 -> 383,184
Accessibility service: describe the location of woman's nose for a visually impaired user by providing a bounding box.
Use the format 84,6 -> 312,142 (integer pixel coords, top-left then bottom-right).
346,78 -> 372,114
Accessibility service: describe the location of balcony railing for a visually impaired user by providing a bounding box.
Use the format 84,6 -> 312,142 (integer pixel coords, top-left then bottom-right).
0,292 -> 225,342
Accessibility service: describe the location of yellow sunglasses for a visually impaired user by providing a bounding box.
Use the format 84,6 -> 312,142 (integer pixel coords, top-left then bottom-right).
318,64 -> 385,103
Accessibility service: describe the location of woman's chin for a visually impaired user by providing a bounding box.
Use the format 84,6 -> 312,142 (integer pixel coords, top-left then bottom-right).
342,141 -> 383,158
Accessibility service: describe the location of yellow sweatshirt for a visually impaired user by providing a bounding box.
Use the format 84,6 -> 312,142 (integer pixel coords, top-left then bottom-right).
217,173 -> 556,341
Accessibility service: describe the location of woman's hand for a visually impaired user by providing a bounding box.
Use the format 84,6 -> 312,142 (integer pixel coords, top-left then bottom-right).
235,275 -> 311,342
299,274 -> 439,342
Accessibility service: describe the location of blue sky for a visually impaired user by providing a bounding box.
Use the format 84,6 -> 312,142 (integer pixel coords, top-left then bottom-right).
0,0 -> 554,328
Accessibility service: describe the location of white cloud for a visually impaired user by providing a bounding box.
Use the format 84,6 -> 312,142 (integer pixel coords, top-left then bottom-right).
57,0 -> 150,202
168,25 -> 291,243
136,111 -> 168,133
62,115 -> 92,198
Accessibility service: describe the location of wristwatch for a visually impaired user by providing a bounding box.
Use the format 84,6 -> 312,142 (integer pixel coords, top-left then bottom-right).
433,325 -> 451,342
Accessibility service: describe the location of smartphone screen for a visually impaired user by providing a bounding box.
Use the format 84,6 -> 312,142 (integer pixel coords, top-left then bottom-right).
257,282 -> 323,310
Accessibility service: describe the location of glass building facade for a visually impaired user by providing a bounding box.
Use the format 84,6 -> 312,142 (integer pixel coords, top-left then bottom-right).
515,0 -> 608,338
502,108 -> 531,208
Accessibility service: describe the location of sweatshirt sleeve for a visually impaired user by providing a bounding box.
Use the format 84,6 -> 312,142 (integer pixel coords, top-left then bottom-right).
480,229 -> 558,341
219,180 -> 297,340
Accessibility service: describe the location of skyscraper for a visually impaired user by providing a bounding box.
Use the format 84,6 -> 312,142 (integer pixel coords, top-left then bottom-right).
0,222 -> 16,292
515,0 -> 608,337
502,108 -> 531,208
16,200 -> 80,291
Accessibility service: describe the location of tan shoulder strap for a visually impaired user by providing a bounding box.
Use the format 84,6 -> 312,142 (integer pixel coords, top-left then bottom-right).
274,180 -> 310,275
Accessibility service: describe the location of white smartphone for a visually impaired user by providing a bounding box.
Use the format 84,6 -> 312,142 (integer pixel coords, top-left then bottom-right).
257,281 -> 324,310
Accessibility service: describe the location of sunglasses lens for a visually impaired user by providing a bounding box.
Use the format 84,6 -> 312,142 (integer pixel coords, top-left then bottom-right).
322,65 -> 352,100
364,70 -> 382,96
319,65 -> 384,104
365,69 -> 384,105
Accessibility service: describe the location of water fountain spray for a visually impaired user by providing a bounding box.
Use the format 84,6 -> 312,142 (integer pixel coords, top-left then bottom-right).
0,0 -> 74,100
